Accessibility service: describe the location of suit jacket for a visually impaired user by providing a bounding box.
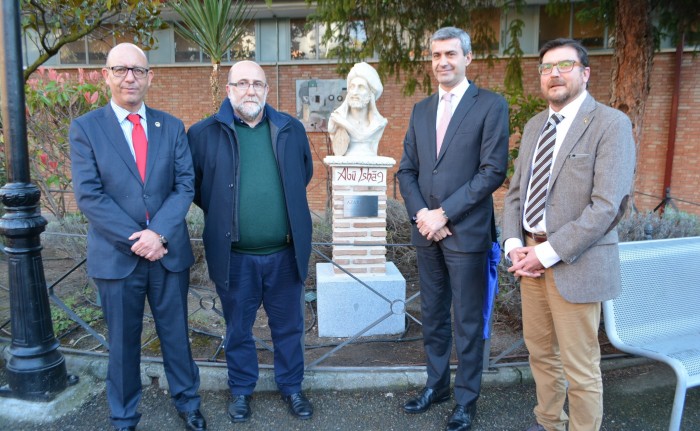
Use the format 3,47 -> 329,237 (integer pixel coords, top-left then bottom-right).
502,94 -> 636,303
397,82 -> 509,252
70,104 -> 195,279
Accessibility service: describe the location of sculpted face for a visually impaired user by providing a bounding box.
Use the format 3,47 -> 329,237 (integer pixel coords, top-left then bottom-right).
347,76 -> 372,109
227,61 -> 269,124
103,44 -> 153,111
539,46 -> 590,111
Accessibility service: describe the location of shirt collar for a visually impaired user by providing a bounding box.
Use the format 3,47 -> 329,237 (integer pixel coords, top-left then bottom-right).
438,77 -> 470,102
550,90 -> 588,119
111,100 -> 146,123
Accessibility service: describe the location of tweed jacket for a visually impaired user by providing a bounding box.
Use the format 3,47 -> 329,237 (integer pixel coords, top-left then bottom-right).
502,94 -> 636,303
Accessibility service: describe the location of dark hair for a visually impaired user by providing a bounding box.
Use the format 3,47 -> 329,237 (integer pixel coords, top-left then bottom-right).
539,38 -> 589,67
431,27 -> 471,55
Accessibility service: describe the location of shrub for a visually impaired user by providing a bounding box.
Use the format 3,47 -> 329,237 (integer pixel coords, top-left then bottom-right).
616,208 -> 700,242
23,67 -> 109,219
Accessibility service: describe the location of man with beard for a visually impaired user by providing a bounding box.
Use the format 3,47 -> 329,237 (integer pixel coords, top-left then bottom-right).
503,39 -> 635,431
328,62 -> 387,157
187,61 -> 314,424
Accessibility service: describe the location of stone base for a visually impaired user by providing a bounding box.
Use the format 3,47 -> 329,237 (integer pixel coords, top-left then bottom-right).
316,262 -> 406,337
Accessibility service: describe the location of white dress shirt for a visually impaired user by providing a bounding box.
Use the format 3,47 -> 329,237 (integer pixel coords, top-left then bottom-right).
111,100 -> 148,161
505,90 -> 589,268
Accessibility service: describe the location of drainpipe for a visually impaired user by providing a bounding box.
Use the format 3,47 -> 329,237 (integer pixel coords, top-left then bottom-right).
661,31 -> 684,213
276,18 -> 280,109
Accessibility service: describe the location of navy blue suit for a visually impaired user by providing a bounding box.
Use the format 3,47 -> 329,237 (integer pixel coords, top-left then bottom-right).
398,83 -> 509,407
70,104 -> 200,428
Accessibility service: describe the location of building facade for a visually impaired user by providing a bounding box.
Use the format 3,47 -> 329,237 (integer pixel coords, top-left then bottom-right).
24,1 -> 700,217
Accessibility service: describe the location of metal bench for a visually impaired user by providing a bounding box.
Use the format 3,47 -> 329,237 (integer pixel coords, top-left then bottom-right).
603,237 -> 700,431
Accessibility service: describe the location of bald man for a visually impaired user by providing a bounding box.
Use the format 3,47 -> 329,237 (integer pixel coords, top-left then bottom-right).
188,61 -> 314,423
70,43 -> 205,431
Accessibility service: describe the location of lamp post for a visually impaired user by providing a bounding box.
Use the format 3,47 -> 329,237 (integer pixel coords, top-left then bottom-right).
0,0 -> 76,401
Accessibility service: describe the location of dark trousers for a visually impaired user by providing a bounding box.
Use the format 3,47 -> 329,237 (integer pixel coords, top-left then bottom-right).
217,246 -> 305,396
416,241 -> 487,407
96,259 -> 201,429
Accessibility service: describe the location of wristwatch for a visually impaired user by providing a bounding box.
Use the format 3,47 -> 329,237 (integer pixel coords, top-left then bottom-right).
158,235 -> 168,246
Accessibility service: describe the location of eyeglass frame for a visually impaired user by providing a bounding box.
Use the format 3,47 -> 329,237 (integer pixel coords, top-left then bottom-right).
228,80 -> 268,92
537,60 -> 583,76
107,66 -> 150,79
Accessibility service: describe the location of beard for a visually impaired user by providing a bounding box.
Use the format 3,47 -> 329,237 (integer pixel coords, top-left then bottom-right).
347,92 -> 371,109
232,96 -> 265,123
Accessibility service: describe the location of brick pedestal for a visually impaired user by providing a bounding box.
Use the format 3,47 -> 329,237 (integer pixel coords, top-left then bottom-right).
317,156 -> 406,337
324,155 -> 396,275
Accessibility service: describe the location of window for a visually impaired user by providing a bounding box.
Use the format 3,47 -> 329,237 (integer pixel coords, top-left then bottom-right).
291,19 -> 316,60
470,8 -> 501,54
59,39 -> 87,65
291,19 -> 369,61
87,34 -> 111,64
572,3 -> 606,49
538,2 -> 610,51
174,22 -> 256,63
229,22 -> 256,61
174,31 -> 202,63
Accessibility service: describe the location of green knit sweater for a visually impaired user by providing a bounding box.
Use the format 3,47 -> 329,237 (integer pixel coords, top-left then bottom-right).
232,120 -> 290,255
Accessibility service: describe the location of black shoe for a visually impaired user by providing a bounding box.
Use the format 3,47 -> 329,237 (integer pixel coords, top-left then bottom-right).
178,409 -> 206,431
403,387 -> 451,414
114,427 -> 135,431
282,392 -> 313,420
228,395 -> 252,423
445,403 -> 477,431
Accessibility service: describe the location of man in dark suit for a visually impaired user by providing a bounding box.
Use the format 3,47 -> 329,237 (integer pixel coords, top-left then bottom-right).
397,27 -> 509,431
503,38 -> 635,431
69,43 -> 205,431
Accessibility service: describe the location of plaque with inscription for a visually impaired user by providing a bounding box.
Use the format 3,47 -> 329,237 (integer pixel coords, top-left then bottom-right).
343,195 -> 378,217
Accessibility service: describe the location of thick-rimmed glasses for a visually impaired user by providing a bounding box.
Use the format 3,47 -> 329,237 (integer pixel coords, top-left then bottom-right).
228,80 -> 267,91
108,66 -> 150,79
538,60 -> 581,75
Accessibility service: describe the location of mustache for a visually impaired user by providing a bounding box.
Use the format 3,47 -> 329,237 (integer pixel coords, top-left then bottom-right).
547,78 -> 566,87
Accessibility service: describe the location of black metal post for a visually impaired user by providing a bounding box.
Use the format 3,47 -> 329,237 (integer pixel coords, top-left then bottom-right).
0,0 -> 76,401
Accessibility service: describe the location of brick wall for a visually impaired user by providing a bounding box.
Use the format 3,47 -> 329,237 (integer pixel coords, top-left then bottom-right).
64,51 -> 700,217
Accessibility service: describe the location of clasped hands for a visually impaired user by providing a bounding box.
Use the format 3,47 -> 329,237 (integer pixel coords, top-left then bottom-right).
129,229 -> 168,261
416,208 -> 452,242
507,246 -> 545,278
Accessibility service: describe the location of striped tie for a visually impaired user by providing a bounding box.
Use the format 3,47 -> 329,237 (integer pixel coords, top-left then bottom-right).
524,113 -> 563,227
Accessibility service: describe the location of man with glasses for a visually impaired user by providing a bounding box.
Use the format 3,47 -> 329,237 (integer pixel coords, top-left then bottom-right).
69,43 -> 205,431
503,38 -> 635,431
188,60 -> 314,423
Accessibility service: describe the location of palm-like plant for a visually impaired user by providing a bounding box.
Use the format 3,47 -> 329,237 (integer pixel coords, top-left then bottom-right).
172,0 -> 252,114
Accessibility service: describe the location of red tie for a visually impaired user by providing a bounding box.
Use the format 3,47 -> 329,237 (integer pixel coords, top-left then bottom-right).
127,113 -> 147,181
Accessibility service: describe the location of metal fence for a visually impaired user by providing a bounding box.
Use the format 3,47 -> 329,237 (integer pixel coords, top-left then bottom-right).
0,231 -> 528,373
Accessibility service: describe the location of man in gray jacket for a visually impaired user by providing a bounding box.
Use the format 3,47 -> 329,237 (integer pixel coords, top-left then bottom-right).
502,38 -> 635,431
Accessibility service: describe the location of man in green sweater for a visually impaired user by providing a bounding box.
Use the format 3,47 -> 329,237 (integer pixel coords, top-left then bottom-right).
188,61 -> 314,423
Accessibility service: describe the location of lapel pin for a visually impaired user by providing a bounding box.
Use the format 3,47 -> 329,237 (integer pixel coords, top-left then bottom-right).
583,117 -> 589,124
155,122 -> 161,127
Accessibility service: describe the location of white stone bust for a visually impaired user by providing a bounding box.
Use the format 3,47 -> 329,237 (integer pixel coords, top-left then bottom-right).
328,62 -> 388,157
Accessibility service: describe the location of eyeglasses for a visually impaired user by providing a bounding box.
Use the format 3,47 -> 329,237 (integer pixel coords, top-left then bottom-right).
228,81 -> 267,91
108,66 -> 150,79
538,60 -> 581,75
